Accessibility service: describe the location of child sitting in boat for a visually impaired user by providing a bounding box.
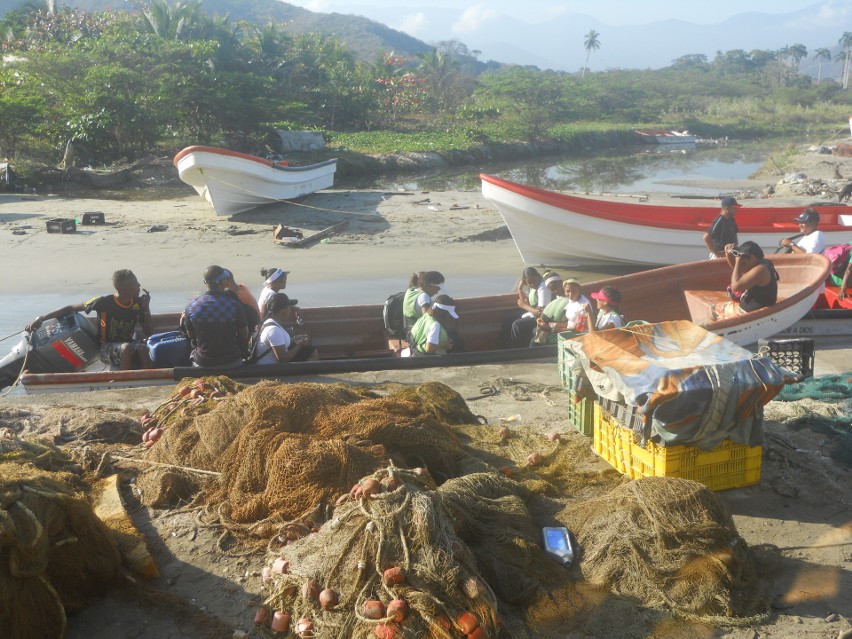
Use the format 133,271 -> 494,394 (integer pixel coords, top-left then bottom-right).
253,293 -> 317,364
590,286 -> 625,330
533,276 -> 592,345
712,241 -> 779,320
408,294 -> 459,356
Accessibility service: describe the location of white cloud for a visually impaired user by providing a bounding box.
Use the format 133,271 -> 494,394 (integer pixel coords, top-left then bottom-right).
302,0 -> 332,11
781,0 -> 851,29
394,12 -> 428,37
452,3 -> 499,35
542,4 -> 568,19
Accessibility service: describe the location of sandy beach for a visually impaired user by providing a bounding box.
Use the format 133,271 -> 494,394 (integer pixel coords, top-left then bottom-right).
1,143 -> 852,638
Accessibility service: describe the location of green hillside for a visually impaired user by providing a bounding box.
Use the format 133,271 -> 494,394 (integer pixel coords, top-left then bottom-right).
0,0 -> 433,61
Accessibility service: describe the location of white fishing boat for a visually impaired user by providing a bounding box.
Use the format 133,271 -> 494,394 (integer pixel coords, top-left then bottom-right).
174,146 -> 338,216
480,173 -> 852,267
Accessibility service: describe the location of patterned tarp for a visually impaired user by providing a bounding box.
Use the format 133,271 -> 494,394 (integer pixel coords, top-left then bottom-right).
563,320 -> 795,449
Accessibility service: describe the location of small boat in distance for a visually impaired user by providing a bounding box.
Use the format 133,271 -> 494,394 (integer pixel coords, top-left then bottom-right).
634,128 -> 697,144
3,254 -> 831,394
480,173 -> 852,267
174,146 -> 338,216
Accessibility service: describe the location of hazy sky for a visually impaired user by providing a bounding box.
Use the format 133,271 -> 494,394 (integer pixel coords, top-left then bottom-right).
282,0 -> 829,28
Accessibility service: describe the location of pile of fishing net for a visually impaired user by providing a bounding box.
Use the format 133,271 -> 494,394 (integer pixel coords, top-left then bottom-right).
258,466 -> 574,639
561,476 -> 767,621
0,439 -> 121,639
767,372 -> 852,468
142,379 -> 474,537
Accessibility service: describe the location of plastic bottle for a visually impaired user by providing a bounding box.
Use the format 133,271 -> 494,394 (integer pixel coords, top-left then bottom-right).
575,309 -> 587,333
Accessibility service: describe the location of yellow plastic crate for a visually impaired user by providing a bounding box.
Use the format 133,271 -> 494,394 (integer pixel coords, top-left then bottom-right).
558,332 -> 594,437
592,403 -> 762,491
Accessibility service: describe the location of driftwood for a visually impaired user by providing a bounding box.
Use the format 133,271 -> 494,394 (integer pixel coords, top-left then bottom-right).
274,220 -> 348,248
65,154 -> 157,188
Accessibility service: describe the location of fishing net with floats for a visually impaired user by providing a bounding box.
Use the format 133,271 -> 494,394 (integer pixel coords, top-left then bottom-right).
0,439 -> 121,639
142,379 -> 473,538
561,476 -> 767,621
260,466 -> 574,639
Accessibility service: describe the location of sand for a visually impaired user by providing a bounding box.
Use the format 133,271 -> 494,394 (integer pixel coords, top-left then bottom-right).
1,143 -> 852,638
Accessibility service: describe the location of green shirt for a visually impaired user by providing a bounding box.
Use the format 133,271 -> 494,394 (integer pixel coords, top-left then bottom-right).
403,287 -> 422,320
541,297 -> 570,322
409,314 -> 449,354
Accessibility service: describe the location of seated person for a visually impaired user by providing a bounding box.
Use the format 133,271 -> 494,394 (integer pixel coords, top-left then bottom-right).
25,269 -> 153,370
403,271 -> 445,333
779,208 -> 825,254
712,242 -> 779,320
533,277 -> 591,345
254,293 -> 317,364
509,267 -> 557,348
409,294 -> 459,356
838,259 -> 852,301
221,269 -> 261,333
590,286 -> 625,330
184,265 -> 248,369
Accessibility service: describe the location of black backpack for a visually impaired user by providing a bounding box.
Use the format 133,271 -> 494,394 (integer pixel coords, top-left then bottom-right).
245,319 -> 275,364
383,291 -> 406,340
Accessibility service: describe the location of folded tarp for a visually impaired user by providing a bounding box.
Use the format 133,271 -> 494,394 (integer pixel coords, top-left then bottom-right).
563,320 -> 795,449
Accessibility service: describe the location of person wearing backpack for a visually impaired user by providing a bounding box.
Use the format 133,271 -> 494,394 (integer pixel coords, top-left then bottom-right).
402,271 -> 445,333
409,294 -> 459,356
252,293 -> 316,364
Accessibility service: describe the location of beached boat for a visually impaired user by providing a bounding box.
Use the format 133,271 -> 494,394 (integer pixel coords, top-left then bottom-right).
634,129 -> 697,144
174,146 -> 338,216
480,173 -> 852,267
0,254 -> 830,394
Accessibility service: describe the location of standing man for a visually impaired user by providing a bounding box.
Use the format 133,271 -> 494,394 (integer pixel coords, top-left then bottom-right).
25,269 -> 153,369
184,265 -> 248,369
703,196 -> 740,259
780,208 -> 826,254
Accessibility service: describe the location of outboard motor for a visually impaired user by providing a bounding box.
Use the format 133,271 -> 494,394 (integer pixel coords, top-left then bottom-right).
0,313 -> 100,389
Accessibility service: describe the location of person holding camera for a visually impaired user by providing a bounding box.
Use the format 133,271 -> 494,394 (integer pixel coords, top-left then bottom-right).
711,241 -> 779,320
252,292 -> 317,364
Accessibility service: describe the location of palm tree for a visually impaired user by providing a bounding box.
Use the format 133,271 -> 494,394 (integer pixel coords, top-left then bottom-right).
581,30 -> 600,78
840,32 -> 852,89
140,0 -> 202,40
788,43 -> 807,76
814,48 -> 832,83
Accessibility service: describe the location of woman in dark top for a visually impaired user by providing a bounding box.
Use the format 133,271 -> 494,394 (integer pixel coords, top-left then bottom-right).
712,241 -> 779,320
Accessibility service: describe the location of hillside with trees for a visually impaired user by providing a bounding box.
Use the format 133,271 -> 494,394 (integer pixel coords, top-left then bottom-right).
1,0 -> 852,173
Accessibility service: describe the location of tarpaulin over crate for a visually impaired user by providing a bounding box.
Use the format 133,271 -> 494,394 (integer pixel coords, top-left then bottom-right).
562,320 -> 794,449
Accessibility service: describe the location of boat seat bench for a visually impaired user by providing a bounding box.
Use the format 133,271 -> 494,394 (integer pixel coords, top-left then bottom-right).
683,289 -> 787,324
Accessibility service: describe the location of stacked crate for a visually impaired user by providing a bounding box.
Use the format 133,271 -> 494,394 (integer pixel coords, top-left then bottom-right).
557,332 -> 595,437
559,331 -> 762,490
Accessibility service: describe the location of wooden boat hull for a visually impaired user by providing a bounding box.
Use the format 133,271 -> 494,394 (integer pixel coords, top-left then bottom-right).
16,254 -> 831,393
481,173 -> 852,266
174,146 -> 337,216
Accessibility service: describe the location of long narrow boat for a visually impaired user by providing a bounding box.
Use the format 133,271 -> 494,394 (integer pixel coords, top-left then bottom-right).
481,173 -> 852,267
634,129 -> 697,144
4,254 -> 830,394
174,146 -> 338,216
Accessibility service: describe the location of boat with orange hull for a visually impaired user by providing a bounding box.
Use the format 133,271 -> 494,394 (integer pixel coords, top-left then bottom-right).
1,254 -> 834,394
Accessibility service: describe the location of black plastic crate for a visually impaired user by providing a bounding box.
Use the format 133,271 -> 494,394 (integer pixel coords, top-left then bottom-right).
45,218 -> 76,234
757,338 -> 815,378
81,211 -> 105,225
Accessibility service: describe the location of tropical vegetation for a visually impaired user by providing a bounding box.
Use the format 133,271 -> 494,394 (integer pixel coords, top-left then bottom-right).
1,1 -> 852,171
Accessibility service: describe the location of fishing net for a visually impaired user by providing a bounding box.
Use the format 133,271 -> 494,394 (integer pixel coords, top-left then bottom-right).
259,466 -> 574,639
143,379 -> 471,538
765,377 -> 852,469
561,476 -> 767,621
0,439 -> 121,639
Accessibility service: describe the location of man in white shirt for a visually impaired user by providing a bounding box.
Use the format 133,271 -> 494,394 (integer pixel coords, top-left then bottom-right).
780,208 -> 825,255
